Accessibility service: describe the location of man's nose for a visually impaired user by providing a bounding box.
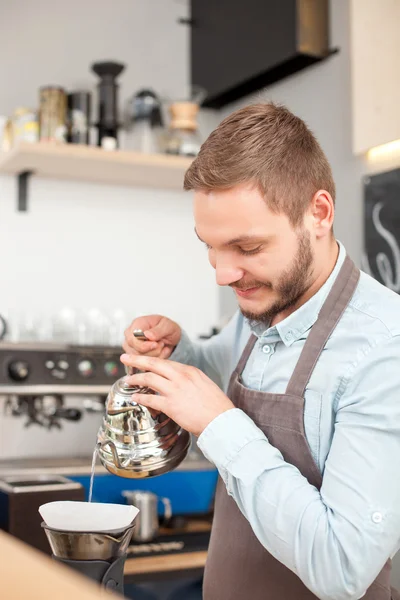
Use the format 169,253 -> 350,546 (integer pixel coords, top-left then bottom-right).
214,259 -> 243,287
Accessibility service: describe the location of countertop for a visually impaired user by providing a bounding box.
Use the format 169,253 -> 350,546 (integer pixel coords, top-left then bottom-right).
0,530 -> 115,600
0,455 -> 215,477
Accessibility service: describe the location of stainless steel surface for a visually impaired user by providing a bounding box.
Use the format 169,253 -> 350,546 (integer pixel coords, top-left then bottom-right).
0,474 -> 82,494
0,455 -> 214,478
42,523 -> 135,560
122,490 -> 172,542
4,394 -> 82,429
133,330 -> 147,341
0,385 -> 111,395
96,375 -> 191,478
97,329 -> 191,479
125,329 -> 149,379
0,342 -> 124,390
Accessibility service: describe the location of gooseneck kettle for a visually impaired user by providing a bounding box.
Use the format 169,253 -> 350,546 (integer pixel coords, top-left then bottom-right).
97,330 -> 191,478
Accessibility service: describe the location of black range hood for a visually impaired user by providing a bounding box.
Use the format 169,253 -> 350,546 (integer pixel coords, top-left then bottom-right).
190,0 -> 334,109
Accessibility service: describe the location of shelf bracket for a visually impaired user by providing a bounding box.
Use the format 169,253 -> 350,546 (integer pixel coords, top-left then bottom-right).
17,170 -> 33,212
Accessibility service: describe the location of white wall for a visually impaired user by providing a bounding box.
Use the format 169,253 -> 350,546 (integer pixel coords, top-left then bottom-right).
0,0 -> 219,339
0,0 -> 190,116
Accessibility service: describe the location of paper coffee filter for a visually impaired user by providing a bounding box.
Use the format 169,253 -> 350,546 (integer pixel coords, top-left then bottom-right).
39,500 -> 139,532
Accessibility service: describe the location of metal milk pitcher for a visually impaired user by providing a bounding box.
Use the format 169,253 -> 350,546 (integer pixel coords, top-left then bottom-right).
122,490 -> 172,542
97,330 -> 191,478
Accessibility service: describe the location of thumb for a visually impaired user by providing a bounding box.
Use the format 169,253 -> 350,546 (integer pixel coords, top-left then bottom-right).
144,318 -> 172,342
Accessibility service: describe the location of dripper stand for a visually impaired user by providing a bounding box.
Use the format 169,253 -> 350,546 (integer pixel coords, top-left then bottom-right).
42,523 -> 135,595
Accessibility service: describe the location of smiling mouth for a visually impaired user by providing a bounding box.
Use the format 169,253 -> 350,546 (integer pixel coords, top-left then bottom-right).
234,287 -> 261,298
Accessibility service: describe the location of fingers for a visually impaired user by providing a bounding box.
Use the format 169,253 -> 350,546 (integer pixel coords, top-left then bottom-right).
124,315 -> 168,344
126,372 -> 170,396
132,393 -> 166,413
121,353 -> 185,379
143,316 -> 175,343
160,346 -> 173,359
123,333 -> 158,353
122,336 -> 165,358
124,316 -> 161,349
123,315 -> 180,361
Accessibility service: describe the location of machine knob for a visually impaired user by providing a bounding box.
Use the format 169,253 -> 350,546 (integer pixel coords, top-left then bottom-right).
8,360 -> 30,382
77,359 -> 94,378
54,408 -> 82,421
104,359 -> 119,377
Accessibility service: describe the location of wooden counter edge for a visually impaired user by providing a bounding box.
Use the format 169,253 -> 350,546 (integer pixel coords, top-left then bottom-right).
0,530 -> 115,600
124,550 -> 208,576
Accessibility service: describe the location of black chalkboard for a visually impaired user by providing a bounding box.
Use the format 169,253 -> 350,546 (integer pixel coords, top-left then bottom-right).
363,168 -> 400,293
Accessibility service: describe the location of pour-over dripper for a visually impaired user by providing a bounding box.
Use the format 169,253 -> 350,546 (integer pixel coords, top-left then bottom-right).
42,524 -> 134,561
97,330 -> 191,478
39,499 -> 139,532
39,500 -> 138,593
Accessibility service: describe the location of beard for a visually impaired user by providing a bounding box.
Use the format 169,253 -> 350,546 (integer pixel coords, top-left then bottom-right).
234,230 -> 314,328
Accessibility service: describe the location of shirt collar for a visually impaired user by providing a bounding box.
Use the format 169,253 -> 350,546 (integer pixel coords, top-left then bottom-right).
251,241 -> 346,346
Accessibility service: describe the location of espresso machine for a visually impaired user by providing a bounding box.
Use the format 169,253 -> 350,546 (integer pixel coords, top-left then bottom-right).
0,341 -> 127,555
0,333 -> 218,595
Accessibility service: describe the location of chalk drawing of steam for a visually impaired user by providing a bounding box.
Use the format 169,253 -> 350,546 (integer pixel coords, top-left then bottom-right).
362,202 -> 400,292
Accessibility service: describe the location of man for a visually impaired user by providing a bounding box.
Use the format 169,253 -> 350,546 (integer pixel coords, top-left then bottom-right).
121,103 -> 400,600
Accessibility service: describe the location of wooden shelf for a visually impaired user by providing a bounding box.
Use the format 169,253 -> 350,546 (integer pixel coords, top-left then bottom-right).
0,142 -> 193,211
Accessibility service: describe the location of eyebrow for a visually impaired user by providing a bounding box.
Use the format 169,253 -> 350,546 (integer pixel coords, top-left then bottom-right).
194,228 -> 270,246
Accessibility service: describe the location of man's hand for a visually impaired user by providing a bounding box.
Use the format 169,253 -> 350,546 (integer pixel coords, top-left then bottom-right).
120,354 -> 235,437
123,315 -> 181,359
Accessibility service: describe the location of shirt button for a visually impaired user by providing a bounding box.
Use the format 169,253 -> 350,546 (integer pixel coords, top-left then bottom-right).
285,331 -> 293,342
371,512 -> 383,524
262,344 -> 271,354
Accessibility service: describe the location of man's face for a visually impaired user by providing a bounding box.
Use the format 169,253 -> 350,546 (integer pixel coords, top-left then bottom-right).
193,183 -> 315,326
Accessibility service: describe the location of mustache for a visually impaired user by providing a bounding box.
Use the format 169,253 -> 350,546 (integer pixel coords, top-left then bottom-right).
230,281 -> 271,290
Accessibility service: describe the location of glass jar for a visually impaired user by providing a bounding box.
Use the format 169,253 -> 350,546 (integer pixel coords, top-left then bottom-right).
165,101 -> 202,157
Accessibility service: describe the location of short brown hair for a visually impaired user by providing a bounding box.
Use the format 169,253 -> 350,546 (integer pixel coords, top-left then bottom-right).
184,102 -> 335,226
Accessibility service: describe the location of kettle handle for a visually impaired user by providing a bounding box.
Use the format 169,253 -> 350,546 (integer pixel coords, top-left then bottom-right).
125,329 -> 148,376
160,497 -> 172,523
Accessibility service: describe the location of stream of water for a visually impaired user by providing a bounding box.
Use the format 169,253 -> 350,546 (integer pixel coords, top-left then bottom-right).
88,446 -> 98,503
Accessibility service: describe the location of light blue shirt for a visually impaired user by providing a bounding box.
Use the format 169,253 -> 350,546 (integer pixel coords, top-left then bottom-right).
172,242 -> 400,600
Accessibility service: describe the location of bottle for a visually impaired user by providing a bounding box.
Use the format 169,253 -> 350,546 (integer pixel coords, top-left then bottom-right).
122,89 -> 164,154
91,61 -> 125,149
67,91 -> 91,145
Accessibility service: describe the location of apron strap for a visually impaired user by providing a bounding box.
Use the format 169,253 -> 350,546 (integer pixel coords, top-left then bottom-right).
236,334 -> 257,375
285,255 -> 360,398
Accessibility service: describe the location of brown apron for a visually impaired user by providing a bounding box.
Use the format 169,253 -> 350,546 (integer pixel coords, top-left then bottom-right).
203,256 -> 400,600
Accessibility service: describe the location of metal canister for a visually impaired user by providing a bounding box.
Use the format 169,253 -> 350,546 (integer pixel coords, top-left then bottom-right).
67,91 -> 91,144
39,86 -> 67,143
